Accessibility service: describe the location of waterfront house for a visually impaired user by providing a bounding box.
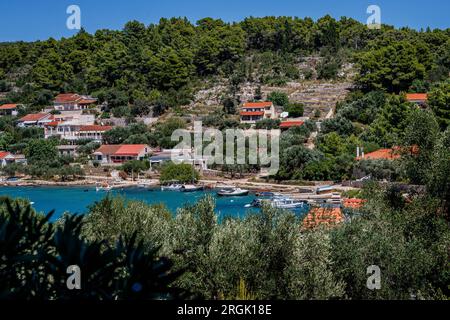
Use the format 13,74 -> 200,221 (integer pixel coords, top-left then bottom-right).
356,148 -> 401,161
93,144 -> 150,164
240,102 -> 277,124
53,93 -> 97,111
406,93 -> 428,105
44,115 -> 111,142
0,151 -> 27,167
17,113 -> 52,127
0,104 -> 21,116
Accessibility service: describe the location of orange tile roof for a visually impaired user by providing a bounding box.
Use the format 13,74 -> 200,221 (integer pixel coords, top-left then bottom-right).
78,98 -> 97,104
115,144 -> 148,156
54,93 -> 97,104
406,93 -> 428,101
0,151 -> 11,160
302,207 -> 344,230
243,102 -> 273,108
240,111 -> 264,116
19,113 -> 50,122
79,125 -> 112,132
45,121 -> 62,127
356,148 -> 401,161
95,145 -> 121,155
95,144 -> 148,156
343,198 -> 366,209
280,121 -> 304,128
0,104 -> 18,110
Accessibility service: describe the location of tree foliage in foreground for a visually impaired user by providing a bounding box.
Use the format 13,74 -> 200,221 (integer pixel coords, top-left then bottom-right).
0,197 -> 186,300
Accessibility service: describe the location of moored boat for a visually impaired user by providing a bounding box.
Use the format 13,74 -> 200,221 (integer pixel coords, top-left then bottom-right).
161,183 -> 183,191
217,187 -> 249,197
181,184 -> 204,192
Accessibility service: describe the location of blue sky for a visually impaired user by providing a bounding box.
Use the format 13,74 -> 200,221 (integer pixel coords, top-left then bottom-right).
0,0 -> 449,42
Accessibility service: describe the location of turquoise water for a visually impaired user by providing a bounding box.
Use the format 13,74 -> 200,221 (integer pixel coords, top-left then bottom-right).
0,186 -> 309,221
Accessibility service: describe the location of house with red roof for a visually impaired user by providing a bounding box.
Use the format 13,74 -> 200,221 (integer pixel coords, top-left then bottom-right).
0,104 -> 22,116
356,148 -> 401,161
53,93 -> 97,111
406,93 -> 428,105
44,114 -> 111,142
93,144 -> 151,164
240,102 -> 277,124
0,151 -> 27,167
17,113 -> 53,127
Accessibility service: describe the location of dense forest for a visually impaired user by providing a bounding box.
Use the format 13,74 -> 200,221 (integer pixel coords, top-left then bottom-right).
0,16 -> 449,113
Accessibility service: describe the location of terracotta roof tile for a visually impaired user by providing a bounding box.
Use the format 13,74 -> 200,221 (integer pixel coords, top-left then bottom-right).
343,198 -> 366,209
0,151 -> 11,159
302,207 -> 344,230
280,121 -> 304,128
0,104 -> 18,110
19,113 -> 50,122
406,93 -> 428,101
243,102 -> 273,108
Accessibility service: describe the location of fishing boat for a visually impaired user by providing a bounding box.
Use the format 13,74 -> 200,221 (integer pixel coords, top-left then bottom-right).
161,183 -> 183,191
217,187 -> 249,197
181,184 -> 204,192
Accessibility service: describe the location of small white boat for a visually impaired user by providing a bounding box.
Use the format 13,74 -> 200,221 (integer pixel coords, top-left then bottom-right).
161,183 -> 183,191
249,196 -> 305,209
271,197 -> 305,209
217,187 -> 249,197
181,184 -> 204,192
96,184 -> 112,192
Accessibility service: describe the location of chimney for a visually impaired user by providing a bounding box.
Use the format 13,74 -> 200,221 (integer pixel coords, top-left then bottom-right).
357,146 -> 360,158
361,147 -> 365,158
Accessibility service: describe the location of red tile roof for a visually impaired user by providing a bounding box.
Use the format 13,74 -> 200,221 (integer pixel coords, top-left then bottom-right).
0,151 -> 11,160
406,93 -> 428,101
19,113 -> 50,122
45,121 -> 62,127
95,144 -> 148,156
302,207 -> 344,230
243,102 -> 273,108
0,104 -> 18,110
79,125 -> 112,132
343,198 -> 366,209
280,121 -> 304,128
54,93 -> 97,104
115,144 -> 148,156
94,145 -> 121,155
240,111 -> 264,116
357,148 -> 401,161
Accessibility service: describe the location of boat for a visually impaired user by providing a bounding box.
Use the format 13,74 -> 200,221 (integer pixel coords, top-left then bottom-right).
248,196 -> 305,209
217,187 -> 249,197
181,184 -> 204,192
96,183 -> 112,192
161,183 -> 183,191
271,197 -> 305,209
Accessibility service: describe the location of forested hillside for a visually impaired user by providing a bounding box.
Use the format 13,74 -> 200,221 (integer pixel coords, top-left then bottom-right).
0,16 -> 449,115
